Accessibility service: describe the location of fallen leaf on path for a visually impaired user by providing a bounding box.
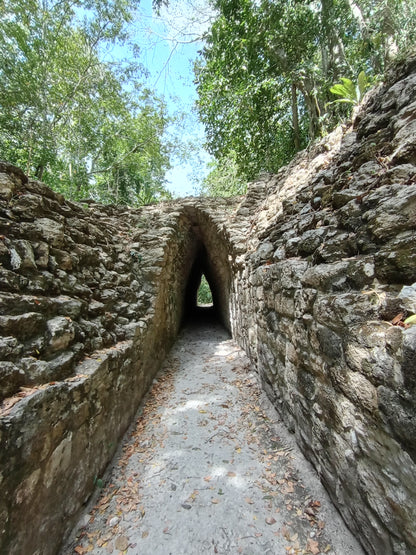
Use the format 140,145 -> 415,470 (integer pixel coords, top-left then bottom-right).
227,471 -> 236,477
142,531 -> 149,538
211,498 -> 220,504
189,490 -> 199,500
204,476 -> 212,482
306,538 -> 320,554
265,517 -> 277,525
114,536 -> 129,551
245,497 -> 254,504
282,482 -> 294,494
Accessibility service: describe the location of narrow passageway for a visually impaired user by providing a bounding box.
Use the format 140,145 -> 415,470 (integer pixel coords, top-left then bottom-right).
62,324 -> 363,555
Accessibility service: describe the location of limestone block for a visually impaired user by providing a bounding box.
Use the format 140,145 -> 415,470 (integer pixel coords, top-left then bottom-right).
43,433 -> 73,489
0,336 -> 21,359
51,248 -> 74,270
344,322 -> 403,388
315,232 -> 357,262
52,296 -> 84,319
0,172 -> 18,200
302,261 -> 350,291
21,358 -> 51,385
0,312 -> 45,340
46,316 -> 75,353
251,241 -> 274,266
375,230 -> 416,283
363,183 -> 416,240
35,218 -> 65,248
9,240 -> 37,270
313,292 -> 379,329
298,228 -> 327,256
268,260 -> 309,290
0,362 -> 25,399
401,326 -> 416,393
88,300 -> 106,316
33,242 -> 49,268
398,282 -> 416,313
316,324 -> 343,361
293,287 -> 316,319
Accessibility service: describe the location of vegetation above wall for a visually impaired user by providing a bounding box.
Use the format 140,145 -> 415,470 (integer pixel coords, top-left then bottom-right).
0,0 -> 172,206
196,0 -> 416,190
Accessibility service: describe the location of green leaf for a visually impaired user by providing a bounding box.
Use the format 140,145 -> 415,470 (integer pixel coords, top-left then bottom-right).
404,314 -> 416,325
330,79 -> 356,101
357,71 -> 368,98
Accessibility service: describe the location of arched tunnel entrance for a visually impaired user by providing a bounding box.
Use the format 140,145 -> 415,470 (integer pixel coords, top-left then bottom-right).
183,246 -> 220,325
178,208 -> 232,332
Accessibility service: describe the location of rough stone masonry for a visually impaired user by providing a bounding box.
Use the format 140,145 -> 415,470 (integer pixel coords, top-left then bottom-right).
0,56 -> 416,554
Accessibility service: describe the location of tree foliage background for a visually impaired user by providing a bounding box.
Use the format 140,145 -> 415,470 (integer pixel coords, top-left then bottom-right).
2,0 -> 416,203
195,0 -> 416,193
0,0 -> 172,205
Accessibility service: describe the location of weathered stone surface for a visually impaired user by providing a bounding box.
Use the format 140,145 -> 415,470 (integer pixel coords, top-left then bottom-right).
0,362 -> 25,399
229,57 -> 416,555
46,316 -> 75,353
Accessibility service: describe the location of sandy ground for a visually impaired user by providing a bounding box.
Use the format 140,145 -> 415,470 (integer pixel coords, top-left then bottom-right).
61,322 -> 364,555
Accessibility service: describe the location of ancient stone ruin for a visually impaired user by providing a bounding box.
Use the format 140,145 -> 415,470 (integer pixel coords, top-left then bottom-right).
1,57 -> 416,554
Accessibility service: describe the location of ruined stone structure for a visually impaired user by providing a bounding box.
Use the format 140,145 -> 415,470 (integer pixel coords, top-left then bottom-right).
1,58 -> 415,554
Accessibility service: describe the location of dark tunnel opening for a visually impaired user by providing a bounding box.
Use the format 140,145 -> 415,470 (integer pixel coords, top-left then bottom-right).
182,245 -> 225,328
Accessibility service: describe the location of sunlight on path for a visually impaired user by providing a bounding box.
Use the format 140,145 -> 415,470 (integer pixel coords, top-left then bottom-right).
62,324 -> 363,555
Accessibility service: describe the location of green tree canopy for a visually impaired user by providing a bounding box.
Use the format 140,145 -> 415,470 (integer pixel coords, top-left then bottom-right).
0,0 -> 172,205
195,0 -> 416,186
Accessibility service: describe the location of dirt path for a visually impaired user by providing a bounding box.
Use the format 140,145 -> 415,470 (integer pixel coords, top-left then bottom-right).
62,323 -> 364,555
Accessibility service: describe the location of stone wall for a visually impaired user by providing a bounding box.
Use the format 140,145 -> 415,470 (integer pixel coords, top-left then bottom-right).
0,55 -> 416,555
228,58 -> 416,555
0,172 -> 236,554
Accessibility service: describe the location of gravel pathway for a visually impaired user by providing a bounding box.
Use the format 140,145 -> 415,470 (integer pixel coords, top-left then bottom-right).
62,322 -> 364,555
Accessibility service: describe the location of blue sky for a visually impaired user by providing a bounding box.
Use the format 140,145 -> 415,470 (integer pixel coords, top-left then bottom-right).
131,0 -> 214,197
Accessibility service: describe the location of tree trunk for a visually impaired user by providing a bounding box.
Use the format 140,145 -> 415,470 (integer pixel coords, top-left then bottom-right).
35,164 -> 45,181
291,82 -> 301,151
298,79 -> 323,140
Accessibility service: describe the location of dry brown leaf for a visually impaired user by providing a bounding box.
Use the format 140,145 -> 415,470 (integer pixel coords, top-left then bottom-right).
391,312 -> 405,325
282,482 -> 294,494
211,498 -> 220,504
142,531 -> 149,538
245,497 -> 254,504
227,471 -> 236,477
265,517 -> 277,525
306,538 -> 320,554
74,547 -> 85,555
114,535 -> 129,551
